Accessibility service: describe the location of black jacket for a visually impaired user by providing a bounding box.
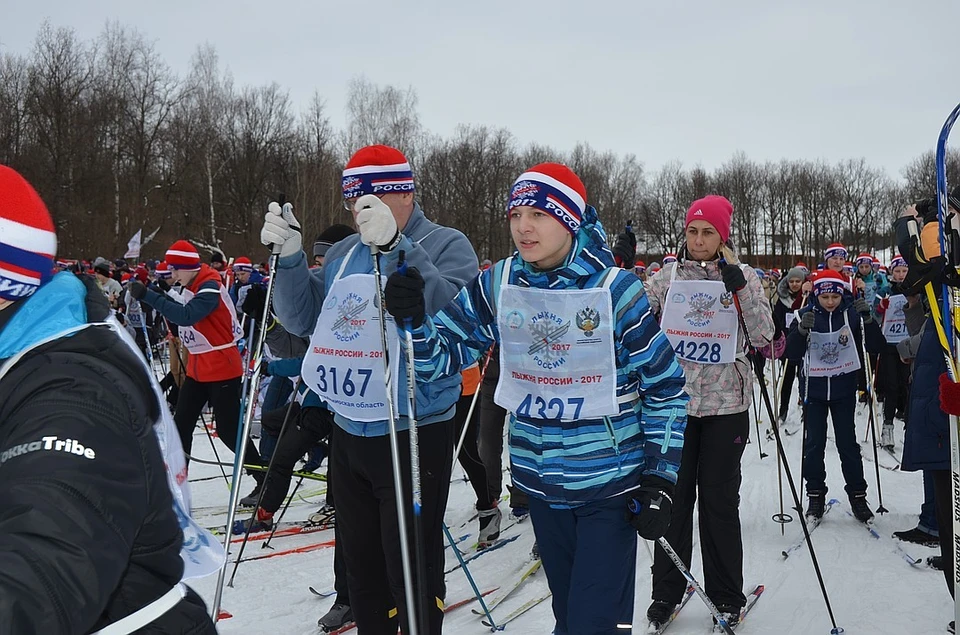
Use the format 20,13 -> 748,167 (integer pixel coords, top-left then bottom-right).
0,276 -> 216,634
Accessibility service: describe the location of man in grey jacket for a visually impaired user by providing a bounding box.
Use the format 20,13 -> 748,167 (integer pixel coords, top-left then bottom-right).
260,144 -> 477,635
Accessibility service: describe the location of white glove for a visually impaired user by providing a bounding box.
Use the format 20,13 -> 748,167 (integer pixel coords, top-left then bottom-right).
260,201 -> 302,258
354,194 -> 399,250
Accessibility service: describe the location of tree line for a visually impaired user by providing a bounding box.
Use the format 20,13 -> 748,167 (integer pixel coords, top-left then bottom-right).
2,21 -> 958,268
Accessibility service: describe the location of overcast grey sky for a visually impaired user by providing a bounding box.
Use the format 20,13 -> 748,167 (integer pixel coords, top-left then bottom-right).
4,0 -> 959,180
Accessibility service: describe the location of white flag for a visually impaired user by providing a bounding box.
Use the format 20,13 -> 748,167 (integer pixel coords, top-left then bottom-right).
124,229 -> 142,259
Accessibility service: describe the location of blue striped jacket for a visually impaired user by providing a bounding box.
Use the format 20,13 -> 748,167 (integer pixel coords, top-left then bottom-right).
410,207 -> 688,507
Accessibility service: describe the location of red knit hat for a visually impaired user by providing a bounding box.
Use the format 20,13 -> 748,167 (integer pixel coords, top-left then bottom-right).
155,261 -> 171,279
165,240 -> 200,271
0,165 -> 57,300
342,145 -> 415,199
855,253 -> 873,266
508,163 -> 587,235
813,269 -> 850,296
823,243 -> 847,260
685,195 -> 733,243
233,256 -> 253,272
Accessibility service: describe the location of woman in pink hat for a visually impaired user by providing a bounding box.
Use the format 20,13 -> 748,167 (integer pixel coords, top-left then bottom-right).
644,194 -> 774,629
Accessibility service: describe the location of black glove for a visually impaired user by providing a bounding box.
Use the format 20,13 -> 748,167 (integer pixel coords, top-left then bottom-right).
853,297 -> 873,322
385,266 -> 425,328
612,231 -> 636,268
128,280 -> 147,300
626,477 -> 674,540
721,264 -> 747,293
156,278 -> 171,293
798,311 -> 816,335
242,284 -> 267,319
258,360 -> 272,377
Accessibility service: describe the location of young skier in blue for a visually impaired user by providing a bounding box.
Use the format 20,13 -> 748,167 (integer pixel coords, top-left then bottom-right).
384,162 -> 688,635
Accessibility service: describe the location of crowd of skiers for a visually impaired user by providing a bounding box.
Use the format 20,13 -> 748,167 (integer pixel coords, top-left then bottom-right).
4,146 -> 960,635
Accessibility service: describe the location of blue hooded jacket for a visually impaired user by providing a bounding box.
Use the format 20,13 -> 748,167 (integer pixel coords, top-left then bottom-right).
409,206 -> 688,508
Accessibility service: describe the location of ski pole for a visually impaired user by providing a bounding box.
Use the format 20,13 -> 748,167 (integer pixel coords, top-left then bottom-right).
442,523 -> 501,631
751,378 -> 767,459
227,378 -> 302,584
856,288 -> 888,515
211,200 -> 287,622
651,535 -> 735,635
398,250 -> 429,635
452,346 -> 494,469
719,252 -> 844,635
370,244 -> 420,635
769,342 -> 792,534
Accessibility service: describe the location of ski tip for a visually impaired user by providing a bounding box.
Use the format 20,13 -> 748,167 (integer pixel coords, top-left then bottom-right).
781,550 -> 790,559
217,609 -> 233,620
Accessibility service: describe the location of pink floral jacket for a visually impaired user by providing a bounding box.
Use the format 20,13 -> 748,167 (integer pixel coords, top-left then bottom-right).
646,258 -> 774,418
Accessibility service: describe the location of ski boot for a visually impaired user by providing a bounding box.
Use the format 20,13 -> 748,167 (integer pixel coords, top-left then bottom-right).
805,491 -> 826,520
880,421 -> 895,451
232,508 -> 274,535
531,541 -> 540,560
929,555 -> 944,571
646,600 -> 676,630
477,502 -> 502,548
239,477 -> 264,507
318,603 -> 353,632
893,526 -> 939,547
308,504 -> 336,526
849,491 -> 874,523
713,604 -> 741,630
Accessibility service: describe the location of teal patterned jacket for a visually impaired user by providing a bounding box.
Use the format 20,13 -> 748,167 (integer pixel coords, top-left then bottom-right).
408,207 -> 688,508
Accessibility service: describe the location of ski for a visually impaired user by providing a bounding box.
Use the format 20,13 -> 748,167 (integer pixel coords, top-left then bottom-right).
233,538 -> 336,564
481,591 -> 552,628
330,587 -> 499,633
467,519 -> 518,551
881,446 -> 901,469
646,585 -> 695,634
472,558 -> 542,614
444,534 -> 520,574
846,511 -> 922,566
781,499 -> 840,559
444,532 -> 472,551
860,443 -> 900,473
729,584 -> 764,631
309,586 -> 337,598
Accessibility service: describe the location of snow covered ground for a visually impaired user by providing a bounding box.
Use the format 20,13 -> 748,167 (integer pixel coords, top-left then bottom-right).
185,380 -> 953,635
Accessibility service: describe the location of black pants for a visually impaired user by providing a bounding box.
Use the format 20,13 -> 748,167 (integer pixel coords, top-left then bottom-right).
452,392 -> 495,509
932,469 -> 955,598
876,344 -> 910,424
652,411 -> 749,609
477,350 -> 528,509
174,376 -> 264,477
260,405 -> 333,512
778,359 -> 798,420
802,397 -> 867,495
332,420 -> 455,635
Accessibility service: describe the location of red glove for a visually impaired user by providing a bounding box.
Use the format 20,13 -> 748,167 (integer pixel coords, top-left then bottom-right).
939,373 -> 960,416
877,297 -> 889,316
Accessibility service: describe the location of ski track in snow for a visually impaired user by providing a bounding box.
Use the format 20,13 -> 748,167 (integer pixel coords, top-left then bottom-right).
187,382 -> 951,634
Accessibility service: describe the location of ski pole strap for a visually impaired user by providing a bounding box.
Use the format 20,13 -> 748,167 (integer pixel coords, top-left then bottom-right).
91,583 -> 186,635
